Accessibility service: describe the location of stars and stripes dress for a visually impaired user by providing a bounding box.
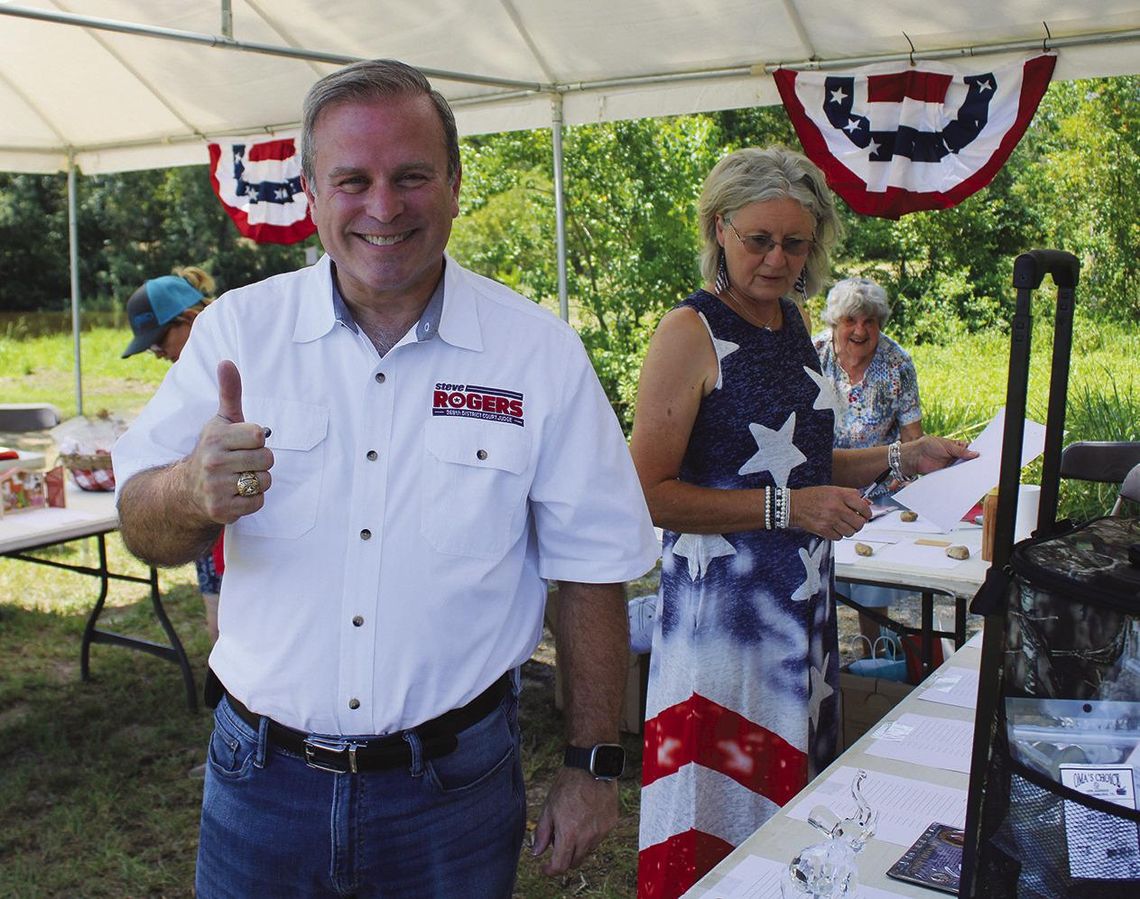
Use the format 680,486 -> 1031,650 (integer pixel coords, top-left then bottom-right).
637,290 -> 841,899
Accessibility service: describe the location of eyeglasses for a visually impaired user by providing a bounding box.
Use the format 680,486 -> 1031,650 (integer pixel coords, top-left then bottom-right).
726,219 -> 814,258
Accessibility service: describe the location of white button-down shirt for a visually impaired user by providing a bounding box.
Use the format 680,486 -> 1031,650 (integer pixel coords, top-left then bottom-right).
113,255 -> 659,734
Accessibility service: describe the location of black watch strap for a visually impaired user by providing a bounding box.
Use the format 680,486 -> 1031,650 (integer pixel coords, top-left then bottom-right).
563,743 -> 625,780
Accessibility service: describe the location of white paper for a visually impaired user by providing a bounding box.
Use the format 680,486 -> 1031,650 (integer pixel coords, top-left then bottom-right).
893,408 -> 1047,533
864,713 -> 975,774
689,853 -> 908,898
787,766 -> 968,847
1059,765 -> 1140,880
917,667 -> 980,710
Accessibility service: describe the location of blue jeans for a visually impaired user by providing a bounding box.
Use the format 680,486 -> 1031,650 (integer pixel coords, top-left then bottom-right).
195,687 -> 525,898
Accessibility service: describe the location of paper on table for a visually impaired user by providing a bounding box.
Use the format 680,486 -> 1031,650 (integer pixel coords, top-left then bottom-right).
787,766 -> 968,847
866,713 -> 975,774
917,667 -> 980,710
893,408 -> 1046,533
688,854 -> 909,898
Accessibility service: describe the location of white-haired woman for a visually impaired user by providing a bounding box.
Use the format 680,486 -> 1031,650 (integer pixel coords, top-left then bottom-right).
815,277 -> 923,453
815,277 -> 923,643
630,147 -> 972,898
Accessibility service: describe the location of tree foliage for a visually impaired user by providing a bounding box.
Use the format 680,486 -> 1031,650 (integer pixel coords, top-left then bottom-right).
2,76 -> 1136,425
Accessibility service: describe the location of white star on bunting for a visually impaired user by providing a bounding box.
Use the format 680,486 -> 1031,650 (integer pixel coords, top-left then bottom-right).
803,365 -> 845,420
738,412 -> 806,486
672,532 -> 736,581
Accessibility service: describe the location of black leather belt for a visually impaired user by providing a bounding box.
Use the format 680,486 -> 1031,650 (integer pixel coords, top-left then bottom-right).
223,673 -> 510,774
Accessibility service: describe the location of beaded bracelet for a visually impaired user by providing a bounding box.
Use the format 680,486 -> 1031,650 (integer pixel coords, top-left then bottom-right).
888,440 -> 906,482
763,486 -> 791,530
777,487 -> 791,529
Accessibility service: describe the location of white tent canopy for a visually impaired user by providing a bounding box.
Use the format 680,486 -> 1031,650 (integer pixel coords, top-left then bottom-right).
3,1 -> 1140,176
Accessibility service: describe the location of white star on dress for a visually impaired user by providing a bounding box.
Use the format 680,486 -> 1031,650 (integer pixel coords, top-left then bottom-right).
738,412 -> 806,486
867,138 -> 881,158
672,532 -> 736,581
808,654 -> 834,731
700,313 -> 740,391
844,117 -> 862,134
977,77 -> 994,93
791,540 -> 827,603
828,86 -> 849,105
803,365 -> 846,420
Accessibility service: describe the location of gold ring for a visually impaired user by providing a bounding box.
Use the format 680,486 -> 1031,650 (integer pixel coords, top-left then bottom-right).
235,471 -> 262,497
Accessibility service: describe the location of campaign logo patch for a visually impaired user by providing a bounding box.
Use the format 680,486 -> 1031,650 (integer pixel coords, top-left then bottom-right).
432,383 -> 524,426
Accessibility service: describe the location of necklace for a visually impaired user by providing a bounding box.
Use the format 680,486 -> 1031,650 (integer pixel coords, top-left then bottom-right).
719,285 -> 781,331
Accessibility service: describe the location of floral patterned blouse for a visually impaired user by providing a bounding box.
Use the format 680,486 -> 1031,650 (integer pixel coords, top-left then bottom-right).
813,331 -> 922,449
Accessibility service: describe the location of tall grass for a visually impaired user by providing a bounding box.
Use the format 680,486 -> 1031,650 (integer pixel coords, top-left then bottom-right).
910,316 -> 1139,519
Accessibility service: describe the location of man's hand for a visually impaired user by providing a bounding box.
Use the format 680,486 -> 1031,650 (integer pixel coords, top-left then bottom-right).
531,767 -> 619,876
182,360 -> 275,526
790,485 -> 872,540
902,435 -> 978,477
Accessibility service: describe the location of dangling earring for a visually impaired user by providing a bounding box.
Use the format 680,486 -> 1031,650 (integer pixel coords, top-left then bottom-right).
715,249 -> 730,295
795,270 -> 808,303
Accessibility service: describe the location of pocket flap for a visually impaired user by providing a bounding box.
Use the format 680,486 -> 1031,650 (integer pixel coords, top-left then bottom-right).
425,421 -> 530,474
243,396 -> 328,451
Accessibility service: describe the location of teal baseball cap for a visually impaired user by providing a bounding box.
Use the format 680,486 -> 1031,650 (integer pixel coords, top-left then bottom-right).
121,275 -> 206,358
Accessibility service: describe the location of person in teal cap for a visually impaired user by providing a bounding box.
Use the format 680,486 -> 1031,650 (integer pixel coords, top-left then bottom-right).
122,266 -> 214,362
122,266 -> 223,648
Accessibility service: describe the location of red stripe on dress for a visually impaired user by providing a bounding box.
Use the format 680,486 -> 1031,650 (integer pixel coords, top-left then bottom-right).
637,828 -> 734,899
642,693 -> 808,805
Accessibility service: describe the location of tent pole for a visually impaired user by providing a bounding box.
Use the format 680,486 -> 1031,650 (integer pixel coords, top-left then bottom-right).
551,95 -> 569,322
67,161 -> 83,416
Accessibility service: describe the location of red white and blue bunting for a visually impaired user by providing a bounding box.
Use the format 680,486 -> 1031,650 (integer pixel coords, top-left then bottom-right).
207,133 -> 316,244
775,53 -> 1056,218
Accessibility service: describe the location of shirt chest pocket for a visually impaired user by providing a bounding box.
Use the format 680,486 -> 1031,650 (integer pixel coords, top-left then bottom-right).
236,397 -> 329,539
421,421 -> 532,559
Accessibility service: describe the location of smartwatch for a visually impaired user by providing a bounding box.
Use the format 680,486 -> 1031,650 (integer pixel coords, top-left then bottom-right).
563,743 -> 626,780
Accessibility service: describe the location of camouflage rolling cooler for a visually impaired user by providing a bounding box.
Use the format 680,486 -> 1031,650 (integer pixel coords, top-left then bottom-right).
961,251 -> 1140,896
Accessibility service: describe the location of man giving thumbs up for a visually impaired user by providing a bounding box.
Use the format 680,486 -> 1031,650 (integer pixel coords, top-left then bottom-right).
111,58 -> 658,898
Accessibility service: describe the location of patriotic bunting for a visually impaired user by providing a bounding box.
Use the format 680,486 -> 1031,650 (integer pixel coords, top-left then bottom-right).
207,134 -> 316,244
775,53 -> 1056,218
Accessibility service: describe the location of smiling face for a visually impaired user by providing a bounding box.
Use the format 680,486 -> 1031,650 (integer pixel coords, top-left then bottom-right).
833,312 -> 882,368
716,197 -> 816,304
302,93 -> 460,311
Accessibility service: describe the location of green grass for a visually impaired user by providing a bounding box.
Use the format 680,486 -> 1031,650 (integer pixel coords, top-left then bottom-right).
1,319 -> 1137,895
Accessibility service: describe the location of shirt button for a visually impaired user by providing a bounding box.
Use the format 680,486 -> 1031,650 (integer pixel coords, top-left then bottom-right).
348,698 -> 360,710
360,529 -> 372,540
352,615 -> 364,627
366,450 -> 378,461
375,372 -> 386,383
476,449 -> 488,460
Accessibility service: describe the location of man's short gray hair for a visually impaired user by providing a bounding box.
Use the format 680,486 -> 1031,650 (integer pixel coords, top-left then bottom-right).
822,277 -> 892,327
301,58 -> 460,187
697,146 -> 842,298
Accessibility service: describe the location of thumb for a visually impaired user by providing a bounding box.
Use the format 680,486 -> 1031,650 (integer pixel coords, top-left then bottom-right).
216,360 -> 244,423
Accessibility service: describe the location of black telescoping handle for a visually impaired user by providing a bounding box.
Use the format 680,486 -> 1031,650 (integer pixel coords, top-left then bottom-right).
1012,249 -> 1081,290
990,249 -> 1080,572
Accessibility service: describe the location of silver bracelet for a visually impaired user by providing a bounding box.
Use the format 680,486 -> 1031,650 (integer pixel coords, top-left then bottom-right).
776,487 -> 789,529
763,486 -> 772,530
888,440 -> 906,482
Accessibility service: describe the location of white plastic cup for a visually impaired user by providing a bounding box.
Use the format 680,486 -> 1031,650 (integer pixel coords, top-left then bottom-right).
1014,484 -> 1042,542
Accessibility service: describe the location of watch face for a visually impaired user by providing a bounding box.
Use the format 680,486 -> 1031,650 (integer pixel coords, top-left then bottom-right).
591,744 -> 626,779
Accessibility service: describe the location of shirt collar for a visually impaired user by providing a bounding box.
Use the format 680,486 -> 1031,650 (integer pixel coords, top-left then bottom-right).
292,253 -> 483,352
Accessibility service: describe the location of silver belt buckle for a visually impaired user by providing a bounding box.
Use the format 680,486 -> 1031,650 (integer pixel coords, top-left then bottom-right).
303,736 -> 362,774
